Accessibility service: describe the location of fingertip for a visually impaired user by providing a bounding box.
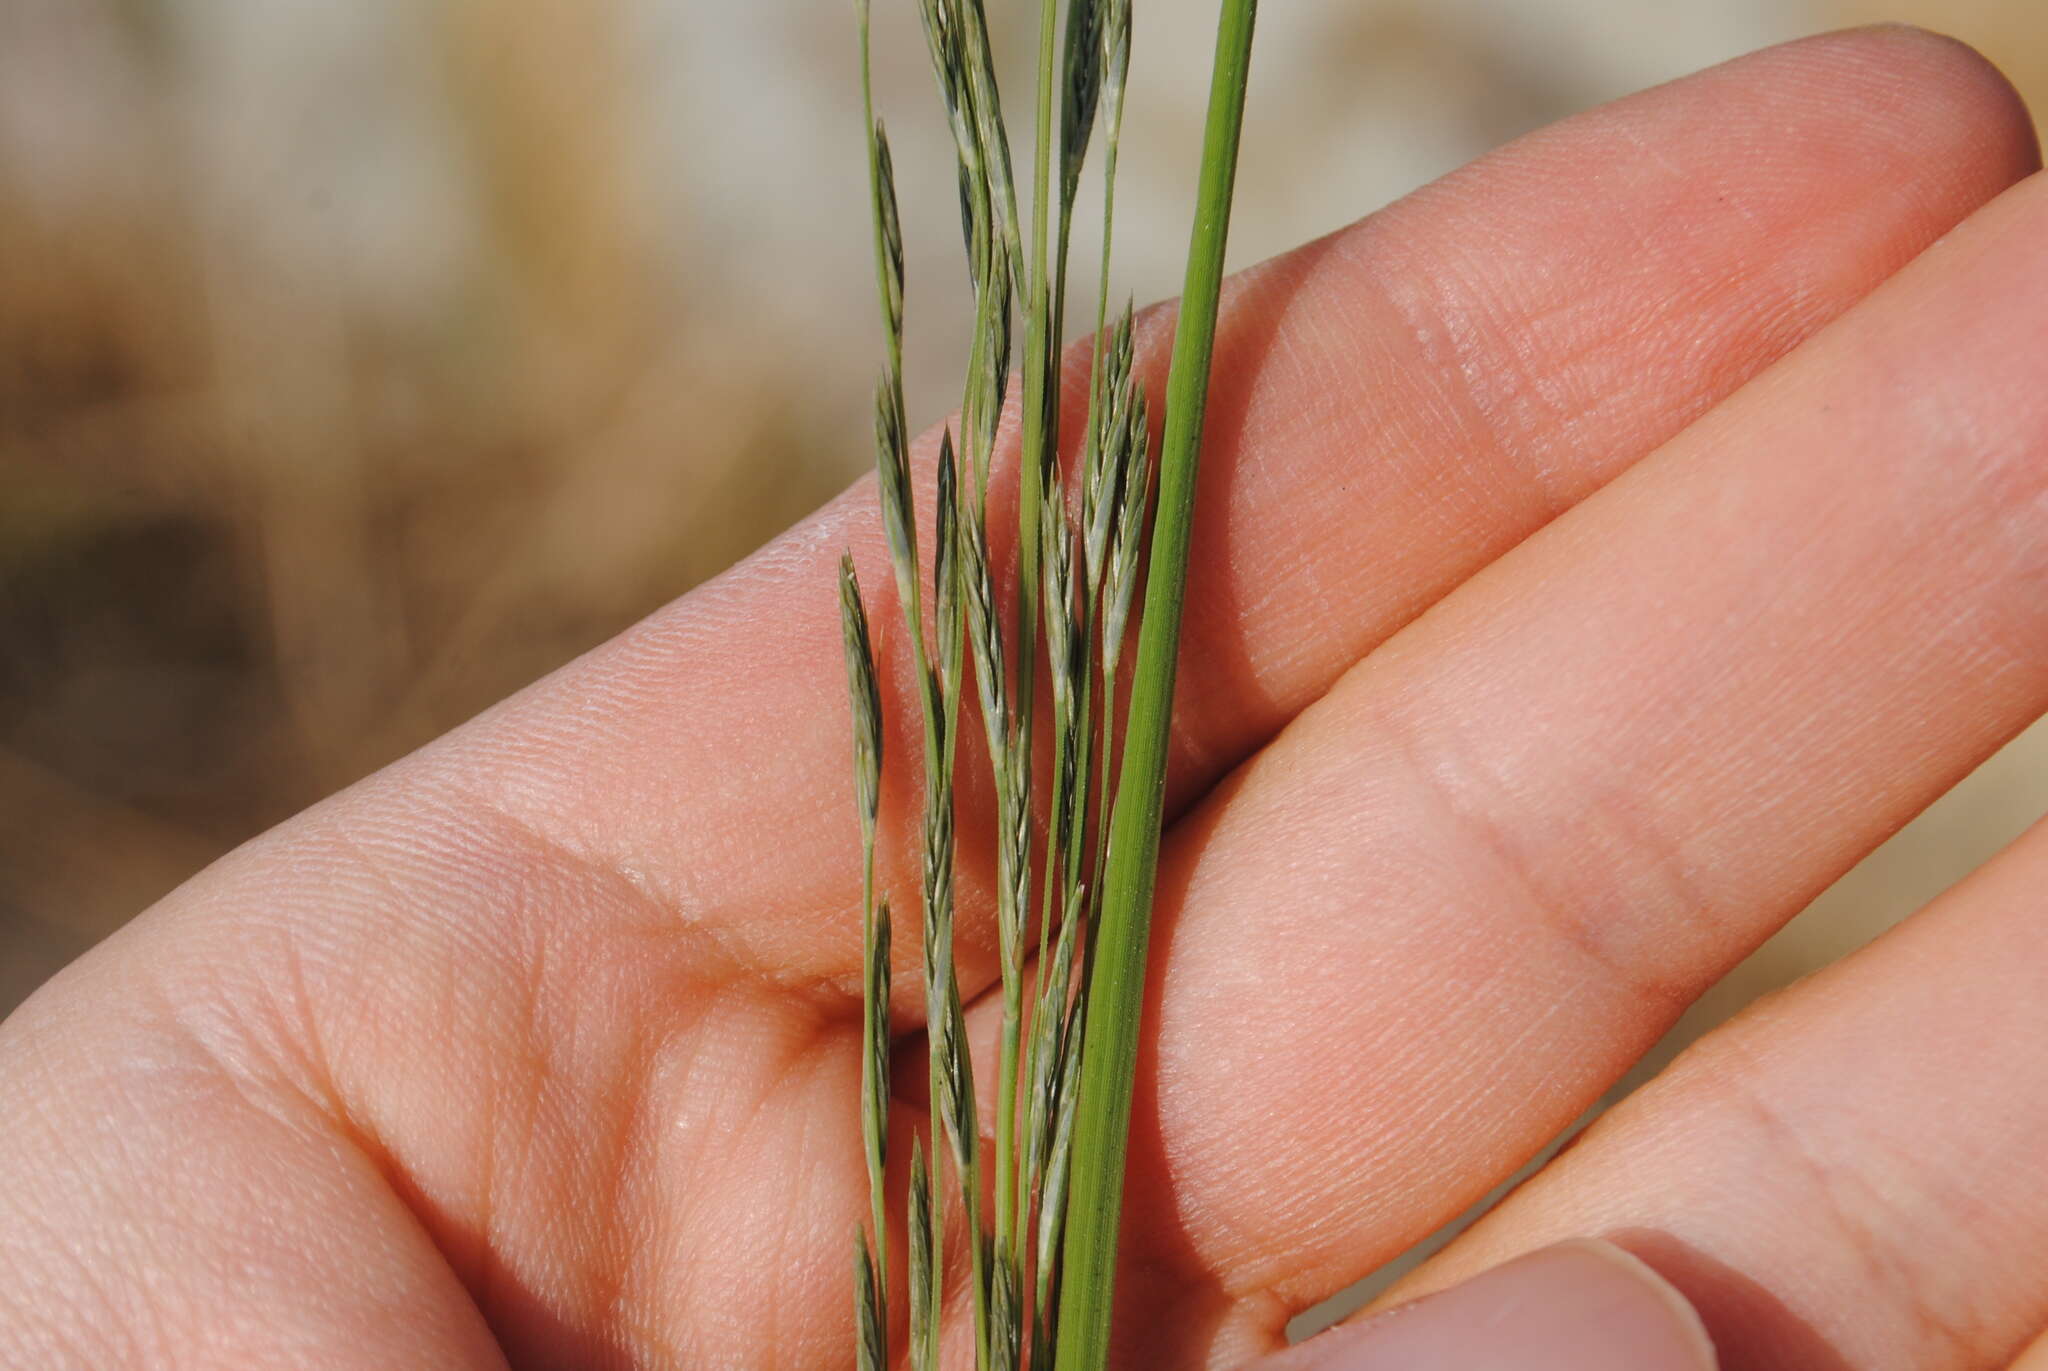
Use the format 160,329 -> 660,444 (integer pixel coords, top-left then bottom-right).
1765,24 -> 2038,190
1564,1239 -> 1720,1367
1256,1240 -> 1717,1371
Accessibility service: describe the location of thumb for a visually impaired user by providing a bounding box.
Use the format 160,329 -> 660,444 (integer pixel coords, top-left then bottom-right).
1248,1240 -> 1717,1371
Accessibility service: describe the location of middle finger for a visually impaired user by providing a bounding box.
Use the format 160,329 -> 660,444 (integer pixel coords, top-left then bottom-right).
1104,169 -> 2048,1363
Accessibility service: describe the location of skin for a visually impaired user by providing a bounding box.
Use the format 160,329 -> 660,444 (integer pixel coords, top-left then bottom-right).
2,24 -> 2046,1371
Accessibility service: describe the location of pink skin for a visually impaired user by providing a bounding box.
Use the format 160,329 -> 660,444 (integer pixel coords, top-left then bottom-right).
3,25 -> 2046,1371
1264,1242 -> 1713,1371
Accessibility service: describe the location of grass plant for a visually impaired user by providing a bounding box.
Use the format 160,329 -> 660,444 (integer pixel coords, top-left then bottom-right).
842,2 -> 1256,1366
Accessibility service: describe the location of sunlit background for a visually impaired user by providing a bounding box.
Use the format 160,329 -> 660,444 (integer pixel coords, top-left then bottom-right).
4,0 -> 2046,1306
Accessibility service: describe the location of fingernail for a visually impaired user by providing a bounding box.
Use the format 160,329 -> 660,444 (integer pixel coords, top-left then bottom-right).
1267,1240 -> 1716,1370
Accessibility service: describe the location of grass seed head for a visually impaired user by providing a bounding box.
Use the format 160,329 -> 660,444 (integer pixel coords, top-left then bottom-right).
1061,0 -> 1107,209
874,122 -> 906,345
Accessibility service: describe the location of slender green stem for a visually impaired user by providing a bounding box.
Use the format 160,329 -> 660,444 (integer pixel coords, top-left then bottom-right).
856,4 -> 901,388
1052,5 -> 1257,1368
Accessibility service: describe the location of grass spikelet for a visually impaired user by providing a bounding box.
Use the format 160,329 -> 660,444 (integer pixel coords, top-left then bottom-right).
863,894 -> 892,1217
840,556 -> 885,850
855,1237 -> 887,1371
1060,0 -> 1105,215
875,378 -> 920,615
909,1139 -> 937,1371
989,1239 -> 1024,1371
1100,385 -> 1151,687
935,433 -> 964,701
875,124 -> 906,354
955,1 -> 1025,289
1079,306 -> 1135,599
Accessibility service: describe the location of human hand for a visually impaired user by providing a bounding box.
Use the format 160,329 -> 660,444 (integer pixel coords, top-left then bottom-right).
4,27 -> 2046,1371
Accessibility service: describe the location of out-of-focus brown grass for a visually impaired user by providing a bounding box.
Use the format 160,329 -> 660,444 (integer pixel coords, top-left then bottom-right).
3,0 -> 2046,1043
0,0 -> 861,1009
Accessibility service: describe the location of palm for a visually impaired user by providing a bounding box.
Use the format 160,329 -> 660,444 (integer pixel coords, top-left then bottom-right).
9,29 -> 2048,1371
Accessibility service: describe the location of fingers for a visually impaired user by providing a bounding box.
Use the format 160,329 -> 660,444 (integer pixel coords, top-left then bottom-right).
413,26 -> 2036,999
1381,813 -> 2048,1371
1075,163 -> 2048,1360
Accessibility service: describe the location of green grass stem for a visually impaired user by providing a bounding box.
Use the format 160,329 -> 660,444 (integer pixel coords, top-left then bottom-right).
1051,5 -> 1257,1368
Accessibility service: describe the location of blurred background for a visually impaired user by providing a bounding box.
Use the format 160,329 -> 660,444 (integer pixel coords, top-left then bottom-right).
3,0 -> 2046,1309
